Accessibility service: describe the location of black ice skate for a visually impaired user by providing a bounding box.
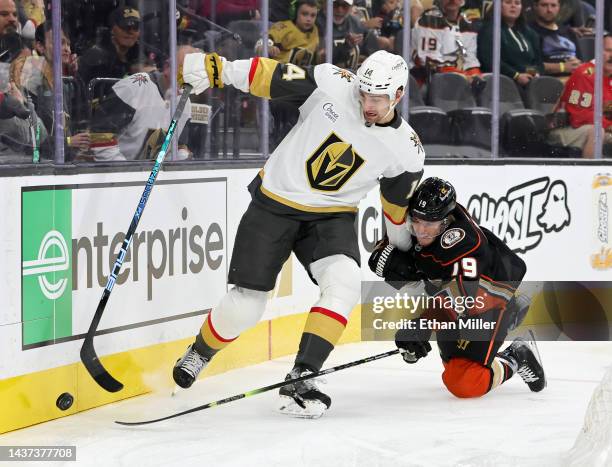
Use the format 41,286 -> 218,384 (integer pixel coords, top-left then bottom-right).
277,366 -> 331,419
500,330 -> 547,392
173,344 -> 209,389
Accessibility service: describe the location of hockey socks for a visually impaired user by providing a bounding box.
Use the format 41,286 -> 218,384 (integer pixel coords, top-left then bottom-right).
295,307 -> 347,371
195,315 -> 237,360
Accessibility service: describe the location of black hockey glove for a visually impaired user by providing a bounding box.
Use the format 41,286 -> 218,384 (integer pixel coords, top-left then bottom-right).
368,238 -> 421,283
395,326 -> 432,364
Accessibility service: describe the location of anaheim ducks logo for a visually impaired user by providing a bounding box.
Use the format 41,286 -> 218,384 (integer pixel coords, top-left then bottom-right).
306,132 -> 365,192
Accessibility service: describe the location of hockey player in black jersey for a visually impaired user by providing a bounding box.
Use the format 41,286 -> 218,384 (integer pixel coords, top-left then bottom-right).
369,177 -> 546,398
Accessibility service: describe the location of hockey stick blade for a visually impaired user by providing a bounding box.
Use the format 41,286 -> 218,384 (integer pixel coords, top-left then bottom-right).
115,349 -> 399,426
80,85 -> 193,392
80,338 -> 123,393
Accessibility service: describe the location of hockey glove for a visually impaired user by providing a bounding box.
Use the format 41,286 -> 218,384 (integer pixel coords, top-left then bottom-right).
368,238 -> 421,283
0,92 -> 29,119
395,327 -> 432,364
180,53 -> 226,94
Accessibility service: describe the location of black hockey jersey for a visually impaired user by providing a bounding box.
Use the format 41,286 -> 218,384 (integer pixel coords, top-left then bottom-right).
413,203 -> 526,316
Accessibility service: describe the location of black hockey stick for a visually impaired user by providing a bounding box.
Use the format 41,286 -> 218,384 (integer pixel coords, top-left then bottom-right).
115,349 -> 400,426
80,84 -> 193,393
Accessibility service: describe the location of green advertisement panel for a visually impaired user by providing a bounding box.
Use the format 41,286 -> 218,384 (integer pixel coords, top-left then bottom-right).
22,189 -> 72,347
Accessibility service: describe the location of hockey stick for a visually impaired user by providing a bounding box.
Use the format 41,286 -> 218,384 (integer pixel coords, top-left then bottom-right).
80,84 -> 193,393
115,348 -> 400,426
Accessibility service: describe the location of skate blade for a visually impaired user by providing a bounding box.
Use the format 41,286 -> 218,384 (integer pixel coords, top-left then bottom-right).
276,395 -> 326,419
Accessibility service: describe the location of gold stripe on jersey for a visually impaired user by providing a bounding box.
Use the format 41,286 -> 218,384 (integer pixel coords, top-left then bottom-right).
249,57 -> 278,98
380,193 -> 408,224
479,276 -> 516,302
205,53 -> 224,88
260,183 -> 358,213
258,169 -> 358,213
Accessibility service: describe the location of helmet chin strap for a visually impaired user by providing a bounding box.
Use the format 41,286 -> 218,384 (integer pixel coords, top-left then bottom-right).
360,90 -> 402,127
362,98 -> 398,127
377,91 -> 403,125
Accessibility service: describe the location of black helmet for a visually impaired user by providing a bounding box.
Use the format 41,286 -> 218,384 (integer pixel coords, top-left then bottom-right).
409,177 -> 456,221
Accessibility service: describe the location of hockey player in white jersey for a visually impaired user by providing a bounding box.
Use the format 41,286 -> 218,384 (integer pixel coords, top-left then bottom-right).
173,50 -> 425,418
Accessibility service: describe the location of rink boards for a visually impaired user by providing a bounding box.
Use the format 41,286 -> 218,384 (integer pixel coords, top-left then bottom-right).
0,162 -> 611,433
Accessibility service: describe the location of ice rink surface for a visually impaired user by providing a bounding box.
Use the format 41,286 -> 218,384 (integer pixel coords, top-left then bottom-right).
2,340 -> 611,467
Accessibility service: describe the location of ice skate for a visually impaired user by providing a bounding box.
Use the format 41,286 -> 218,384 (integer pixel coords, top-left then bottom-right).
500,330 -> 546,392
277,366 -> 331,419
173,344 -> 209,389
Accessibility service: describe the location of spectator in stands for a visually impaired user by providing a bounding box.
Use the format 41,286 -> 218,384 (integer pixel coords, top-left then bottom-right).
529,0 -> 582,77
523,0 -> 593,37
77,6 -> 144,91
411,0 -> 481,85
371,0 -> 404,51
197,0 -> 260,28
319,0 -> 378,70
18,0 -> 45,41
478,0 -> 544,87
255,0 -> 319,66
0,0 -> 28,65
86,45 -> 193,162
460,0 -> 489,22
0,81 -> 47,159
11,23 -> 89,158
548,34 -> 612,158
255,0 -> 320,146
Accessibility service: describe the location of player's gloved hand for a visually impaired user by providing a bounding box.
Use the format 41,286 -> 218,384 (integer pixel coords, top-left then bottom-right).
0,92 -> 29,119
179,53 -> 226,95
368,238 -> 421,282
395,327 -> 432,364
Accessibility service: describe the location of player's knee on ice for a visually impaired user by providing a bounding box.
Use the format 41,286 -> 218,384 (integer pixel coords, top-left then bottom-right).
442,357 -> 492,398
310,255 -> 361,319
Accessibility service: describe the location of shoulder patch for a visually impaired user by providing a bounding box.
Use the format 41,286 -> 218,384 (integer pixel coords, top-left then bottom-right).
441,228 -> 465,249
130,73 -> 149,86
332,67 -> 355,83
410,132 -> 424,155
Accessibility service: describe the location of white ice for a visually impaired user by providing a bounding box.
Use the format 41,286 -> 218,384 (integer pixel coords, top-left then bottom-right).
2,341 -> 611,467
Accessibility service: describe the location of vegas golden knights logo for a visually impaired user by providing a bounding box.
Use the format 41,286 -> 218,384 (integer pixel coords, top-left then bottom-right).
306,132 -> 365,192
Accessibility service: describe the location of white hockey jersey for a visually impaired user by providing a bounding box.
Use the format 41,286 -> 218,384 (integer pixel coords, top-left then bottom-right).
224,57 -> 425,225
113,73 -> 191,160
90,72 -> 191,161
411,8 -> 480,76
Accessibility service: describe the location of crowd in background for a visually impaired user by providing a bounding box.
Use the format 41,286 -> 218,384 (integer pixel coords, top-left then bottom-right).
0,0 -> 610,161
